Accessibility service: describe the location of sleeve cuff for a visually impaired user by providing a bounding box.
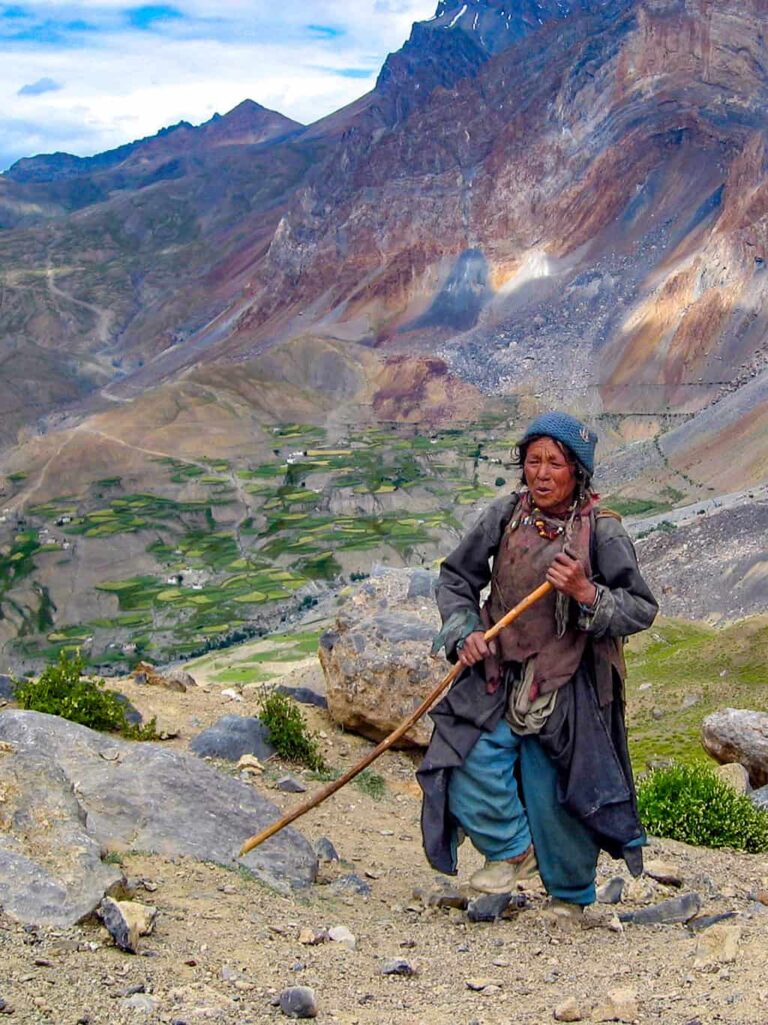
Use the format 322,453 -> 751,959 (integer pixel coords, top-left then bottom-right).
576,584 -> 615,634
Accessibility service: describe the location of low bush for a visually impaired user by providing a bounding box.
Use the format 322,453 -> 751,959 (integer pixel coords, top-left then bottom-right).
14,649 -> 157,740
257,688 -> 326,771
354,768 -> 386,800
636,762 -> 768,853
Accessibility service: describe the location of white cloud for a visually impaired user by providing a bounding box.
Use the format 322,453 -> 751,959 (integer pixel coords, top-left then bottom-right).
0,0 -> 437,170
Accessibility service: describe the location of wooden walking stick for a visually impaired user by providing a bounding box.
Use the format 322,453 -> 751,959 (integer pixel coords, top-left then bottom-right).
239,580 -> 553,857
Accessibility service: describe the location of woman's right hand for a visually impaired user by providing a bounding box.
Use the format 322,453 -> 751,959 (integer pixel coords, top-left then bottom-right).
457,631 -> 497,667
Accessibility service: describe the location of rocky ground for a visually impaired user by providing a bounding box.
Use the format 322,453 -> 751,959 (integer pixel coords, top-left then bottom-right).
1,648 -> 768,1025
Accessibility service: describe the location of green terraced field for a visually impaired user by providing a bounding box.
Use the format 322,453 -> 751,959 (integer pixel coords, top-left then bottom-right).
1,414 -> 534,666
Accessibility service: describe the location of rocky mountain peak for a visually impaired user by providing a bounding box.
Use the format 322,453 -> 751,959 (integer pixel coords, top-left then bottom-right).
374,0 -> 631,121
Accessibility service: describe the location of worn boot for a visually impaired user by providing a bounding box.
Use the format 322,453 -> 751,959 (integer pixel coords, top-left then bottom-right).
469,845 -> 538,894
541,898 -> 585,930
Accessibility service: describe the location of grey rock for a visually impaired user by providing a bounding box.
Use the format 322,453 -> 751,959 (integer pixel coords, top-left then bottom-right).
749,783 -> 768,810
277,775 -> 307,794
0,675 -> 15,701
189,715 -> 275,762
98,897 -> 140,953
620,892 -> 701,925
279,986 -> 317,1019
114,693 -> 142,726
0,710 -> 316,927
701,709 -> 768,788
381,959 -> 416,976
467,892 -> 523,922
276,685 -> 327,709
120,994 -> 159,1014
314,837 -> 339,862
406,570 -> 438,599
597,877 -> 625,904
165,668 -> 196,689
329,874 -> 371,897
715,763 -> 751,794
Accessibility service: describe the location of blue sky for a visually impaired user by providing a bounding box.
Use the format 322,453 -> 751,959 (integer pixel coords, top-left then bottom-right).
0,0 -> 437,171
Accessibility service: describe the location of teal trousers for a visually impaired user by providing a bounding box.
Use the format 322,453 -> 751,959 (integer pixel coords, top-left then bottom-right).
447,718 -> 600,904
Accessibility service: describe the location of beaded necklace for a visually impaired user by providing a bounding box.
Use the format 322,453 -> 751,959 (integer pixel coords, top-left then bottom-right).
520,499 -> 577,541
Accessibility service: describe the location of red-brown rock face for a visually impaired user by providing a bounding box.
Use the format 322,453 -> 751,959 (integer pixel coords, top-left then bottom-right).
2,0 -> 768,482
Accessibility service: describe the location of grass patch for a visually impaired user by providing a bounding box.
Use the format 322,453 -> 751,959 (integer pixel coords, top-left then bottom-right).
626,617 -> 768,771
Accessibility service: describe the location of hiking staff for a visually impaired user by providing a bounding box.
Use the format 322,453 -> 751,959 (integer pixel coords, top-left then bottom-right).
239,580 -> 553,857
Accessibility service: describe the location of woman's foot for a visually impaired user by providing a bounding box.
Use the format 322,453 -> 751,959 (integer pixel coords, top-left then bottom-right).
469,845 -> 538,894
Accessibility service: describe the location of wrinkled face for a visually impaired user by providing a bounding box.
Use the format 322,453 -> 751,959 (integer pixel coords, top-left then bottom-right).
523,437 -> 577,514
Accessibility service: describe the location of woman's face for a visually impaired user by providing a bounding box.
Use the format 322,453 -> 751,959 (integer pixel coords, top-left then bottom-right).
523,437 -> 577,514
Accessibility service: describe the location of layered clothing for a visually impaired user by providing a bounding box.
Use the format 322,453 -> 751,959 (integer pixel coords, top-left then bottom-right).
418,491 -> 658,881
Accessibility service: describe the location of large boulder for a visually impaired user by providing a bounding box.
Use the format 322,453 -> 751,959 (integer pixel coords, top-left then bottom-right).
0,709 -> 317,927
701,709 -> 768,788
318,568 -> 442,747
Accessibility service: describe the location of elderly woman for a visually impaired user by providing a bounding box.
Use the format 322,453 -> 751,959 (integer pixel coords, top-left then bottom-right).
418,411 -> 657,916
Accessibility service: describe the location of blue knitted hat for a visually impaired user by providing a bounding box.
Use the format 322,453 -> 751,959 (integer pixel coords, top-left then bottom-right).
519,411 -> 598,475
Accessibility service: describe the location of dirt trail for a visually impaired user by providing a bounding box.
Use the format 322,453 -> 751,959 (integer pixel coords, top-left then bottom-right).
1,658 -> 767,1025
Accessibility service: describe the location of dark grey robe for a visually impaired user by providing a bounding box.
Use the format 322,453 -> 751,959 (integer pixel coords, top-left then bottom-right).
417,493 -> 658,876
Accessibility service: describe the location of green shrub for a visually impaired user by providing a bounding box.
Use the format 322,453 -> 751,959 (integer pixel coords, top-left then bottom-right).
257,689 -> 326,771
353,768 -> 386,801
636,762 -> 768,853
14,649 -> 157,740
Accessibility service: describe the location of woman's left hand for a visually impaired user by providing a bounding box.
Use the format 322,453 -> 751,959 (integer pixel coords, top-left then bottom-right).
546,552 -> 597,606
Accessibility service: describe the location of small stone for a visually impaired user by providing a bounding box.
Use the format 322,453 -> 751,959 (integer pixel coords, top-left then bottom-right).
382,959 -> 416,976
624,877 -> 656,903
593,987 -> 639,1022
687,912 -> 739,933
237,754 -> 263,772
329,874 -> 371,897
554,996 -> 583,1021
277,776 -> 307,794
328,925 -> 356,950
278,986 -> 317,1019
714,763 -> 750,794
166,668 -> 197,688
314,837 -> 339,862
465,978 -> 501,991
275,685 -> 327,709
620,892 -> 701,926
120,994 -> 159,1014
412,884 -> 468,909
467,892 -> 514,922
597,877 -> 625,904
644,860 -> 683,887
749,784 -> 768,811
693,924 -> 742,970
98,898 -> 157,953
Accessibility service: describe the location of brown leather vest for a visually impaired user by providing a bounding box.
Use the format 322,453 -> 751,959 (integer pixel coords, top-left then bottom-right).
486,498 -> 592,697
